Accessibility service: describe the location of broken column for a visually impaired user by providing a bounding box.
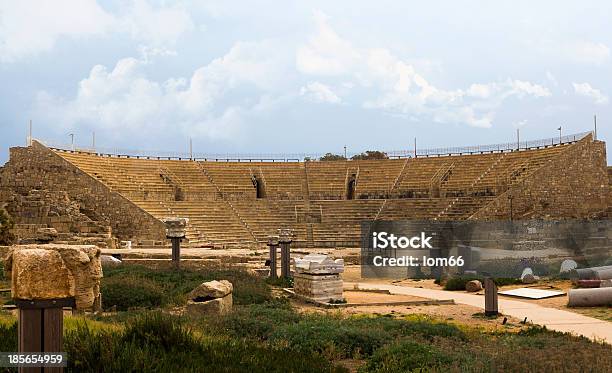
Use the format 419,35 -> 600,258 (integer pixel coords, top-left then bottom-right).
568,288 -> 612,307
186,280 -> 233,316
293,254 -> 344,303
484,277 -> 498,316
161,217 -> 188,268
278,229 -> 293,279
267,235 -> 279,279
4,244 -> 103,366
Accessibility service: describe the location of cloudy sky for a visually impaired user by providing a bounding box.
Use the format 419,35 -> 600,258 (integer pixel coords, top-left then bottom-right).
0,0 -> 610,163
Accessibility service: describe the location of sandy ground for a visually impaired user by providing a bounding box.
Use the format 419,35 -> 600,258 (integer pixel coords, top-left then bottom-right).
293,289 -> 525,332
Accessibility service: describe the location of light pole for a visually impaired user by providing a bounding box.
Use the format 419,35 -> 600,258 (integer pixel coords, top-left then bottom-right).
557,126 -> 562,144
69,133 -> 75,151
344,146 -> 347,159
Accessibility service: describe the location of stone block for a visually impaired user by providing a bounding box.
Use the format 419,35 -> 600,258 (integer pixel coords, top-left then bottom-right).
189,280 -> 233,300
5,244 -> 102,310
186,294 -> 232,316
465,280 -> 483,292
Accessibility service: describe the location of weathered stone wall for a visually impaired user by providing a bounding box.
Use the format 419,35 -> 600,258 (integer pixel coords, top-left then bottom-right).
471,135 -> 609,220
0,142 -> 165,243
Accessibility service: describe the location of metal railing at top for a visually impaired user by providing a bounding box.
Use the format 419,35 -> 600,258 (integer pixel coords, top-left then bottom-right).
37,131 -> 593,162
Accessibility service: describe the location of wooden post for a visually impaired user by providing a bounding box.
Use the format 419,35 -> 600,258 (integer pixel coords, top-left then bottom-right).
16,298 -> 74,373
484,278 -> 498,316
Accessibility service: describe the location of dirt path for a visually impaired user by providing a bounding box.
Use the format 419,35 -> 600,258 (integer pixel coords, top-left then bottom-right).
346,281 -> 612,344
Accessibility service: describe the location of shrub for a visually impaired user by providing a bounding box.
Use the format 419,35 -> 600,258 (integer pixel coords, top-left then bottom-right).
443,275 -> 520,290
101,264 -> 271,309
65,312 -> 346,372
0,208 -> 14,246
100,276 -> 164,311
212,300 -> 300,340
0,318 -> 17,352
363,340 -> 453,372
351,151 -> 389,160
319,153 -> 347,161
270,316 -> 390,358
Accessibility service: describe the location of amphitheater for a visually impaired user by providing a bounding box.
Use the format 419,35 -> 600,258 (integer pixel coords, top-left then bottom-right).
0,131 -> 610,249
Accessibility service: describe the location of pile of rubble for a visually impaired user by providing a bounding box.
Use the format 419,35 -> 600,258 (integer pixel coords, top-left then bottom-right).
293,254 -> 344,303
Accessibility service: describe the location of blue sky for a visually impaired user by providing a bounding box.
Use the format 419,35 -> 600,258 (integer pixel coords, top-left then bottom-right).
0,0 -> 610,163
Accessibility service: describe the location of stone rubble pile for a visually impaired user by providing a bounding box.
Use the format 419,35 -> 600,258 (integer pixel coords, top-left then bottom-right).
186,280 -> 233,316
293,254 -> 344,302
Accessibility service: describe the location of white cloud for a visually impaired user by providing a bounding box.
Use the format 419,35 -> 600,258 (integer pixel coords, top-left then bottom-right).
300,82 -> 341,104
572,82 -> 608,105
0,1 -> 194,63
0,0 -> 115,62
35,40 -> 289,139
120,0 -> 194,46
567,41 -> 610,65
534,39 -> 611,65
297,12 -> 551,128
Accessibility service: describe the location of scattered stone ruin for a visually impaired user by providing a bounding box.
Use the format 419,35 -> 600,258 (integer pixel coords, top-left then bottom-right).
186,280 -> 233,316
4,244 -> 103,311
294,254 -> 344,302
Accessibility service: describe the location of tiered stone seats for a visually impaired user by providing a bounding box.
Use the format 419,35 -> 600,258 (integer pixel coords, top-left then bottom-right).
52,140 -> 576,248
59,152 -> 175,200
198,162 -> 256,199
305,161 -> 349,199
352,159 -> 406,199
231,200 -> 308,244
158,160 -> 219,200
257,163 -> 305,199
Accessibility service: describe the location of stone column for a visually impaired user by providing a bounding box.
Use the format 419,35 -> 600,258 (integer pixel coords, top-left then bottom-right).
279,229 -> 293,279
266,235 -> 279,278
5,244 -> 103,372
162,218 -> 188,269
484,278 -> 498,316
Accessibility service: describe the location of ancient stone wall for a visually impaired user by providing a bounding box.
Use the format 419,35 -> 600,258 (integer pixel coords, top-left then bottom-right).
471,135 -> 609,220
0,142 -> 165,244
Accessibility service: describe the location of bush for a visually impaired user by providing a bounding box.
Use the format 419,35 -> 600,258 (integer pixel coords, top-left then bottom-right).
101,264 -> 271,310
319,153 -> 347,161
212,300 -> 300,340
0,318 -> 17,352
351,151 -> 388,160
65,312 -> 346,372
0,208 -> 14,246
363,340 -> 453,372
100,276 -> 164,311
270,315 -> 390,358
443,275 -> 520,290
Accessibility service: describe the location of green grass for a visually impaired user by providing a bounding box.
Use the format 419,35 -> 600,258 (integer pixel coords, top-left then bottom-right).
1,263 -> 611,372
101,263 -> 271,310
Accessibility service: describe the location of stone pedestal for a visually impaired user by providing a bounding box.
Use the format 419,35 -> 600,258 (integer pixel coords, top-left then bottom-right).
161,218 -> 188,268
293,254 -> 344,303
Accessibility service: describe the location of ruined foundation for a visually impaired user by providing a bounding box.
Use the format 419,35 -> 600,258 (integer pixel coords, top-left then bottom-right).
294,254 -> 344,303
